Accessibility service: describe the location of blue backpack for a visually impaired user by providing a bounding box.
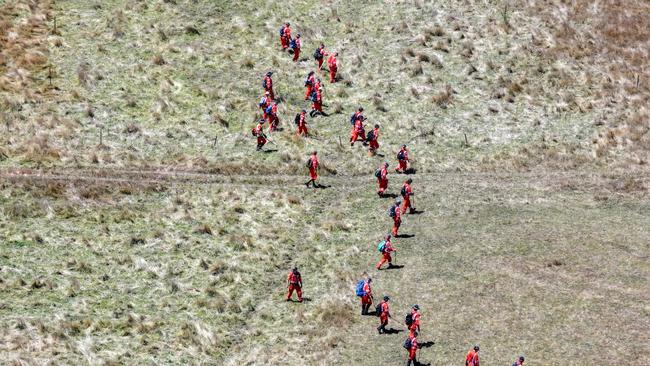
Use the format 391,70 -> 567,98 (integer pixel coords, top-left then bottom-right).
265,105 -> 273,115
388,206 -> 396,218
262,78 -> 268,89
279,27 -> 285,36
377,240 -> 386,252
290,39 -> 297,49
355,280 -> 366,297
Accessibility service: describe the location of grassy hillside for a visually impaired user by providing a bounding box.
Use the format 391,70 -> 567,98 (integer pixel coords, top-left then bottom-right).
1,0 -> 649,365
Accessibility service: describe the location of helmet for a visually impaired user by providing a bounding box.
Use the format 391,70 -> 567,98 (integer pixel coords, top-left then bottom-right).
383,295 -> 390,301
413,304 -> 419,310
266,71 -> 273,76
474,345 -> 480,351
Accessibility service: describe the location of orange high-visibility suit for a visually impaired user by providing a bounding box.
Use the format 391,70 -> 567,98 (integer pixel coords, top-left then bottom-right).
392,205 -> 401,236
401,182 -> 413,213
376,238 -> 395,269
396,147 -> 409,172
286,270 -> 302,302
328,54 -> 338,83
378,166 -> 388,195
466,349 -> 480,366
350,119 -> 366,145
296,111 -> 308,136
308,154 -> 319,180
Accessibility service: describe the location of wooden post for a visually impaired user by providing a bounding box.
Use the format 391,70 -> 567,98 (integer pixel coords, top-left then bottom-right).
338,135 -> 342,147
212,135 -> 218,148
48,66 -> 52,86
464,133 -> 468,146
54,17 -> 57,34
99,128 -> 103,146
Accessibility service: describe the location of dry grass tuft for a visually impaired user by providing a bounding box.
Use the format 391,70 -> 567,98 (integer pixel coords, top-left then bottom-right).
152,54 -> 166,65
431,84 -> 454,108
194,223 -> 213,235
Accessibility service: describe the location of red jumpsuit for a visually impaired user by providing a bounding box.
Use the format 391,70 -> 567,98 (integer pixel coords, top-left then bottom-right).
264,75 -> 274,100
268,103 -> 279,132
254,123 -> 266,149
280,26 -> 291,49
311,89 -> 323,113
396,148 -> 409,172
296,111 -> 308,136
407,336 -> 418,364
350,119 -> 366,145
409,310 -> 420,337
309,154 -> 319,180
259,95 -> 271,119
376,238 -> 395,269
401,182 -> 413,213
377,166 -> 388,195
286,270 -> 302,302
293,37 -> 301,61
316,48 -> 328,69
369,127 -> 379,151
391,205 -> 401,236
304,74 -> 315,100
466,349 -> 480,366
328,55 -> 338,83
361,281 -> 372,308
379,300 -> 390,329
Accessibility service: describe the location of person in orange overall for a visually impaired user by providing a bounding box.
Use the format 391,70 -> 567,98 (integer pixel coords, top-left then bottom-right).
309,87 -> 323,117
377,295 -> 391,334
313,78 -> 322,94
408,304 -> 421,337
305,151 -> 319,188
376,234 -> 396,270
401,178 -> 415,214
405,331 -> 419,366
396,144 -> 409,173
367,124 -> 380,155
267,100 -> 279,132
466,345 -> 480,366
313,43 -> 328,70
263,71 -> 274,100
258,91 -> 271,120
304,71 -> 315,100
350,118 -> 366,146
327,51 -> 338,83
360,277 -> 373,315
285,266 -> 303,302
253,119 -> 267,151
350,106 -> 364,125
296,109 -> 308,136
291,33 -> 301,61
391,200 -> 401,236
377,162 -> 389,196
279,22 -> 291,49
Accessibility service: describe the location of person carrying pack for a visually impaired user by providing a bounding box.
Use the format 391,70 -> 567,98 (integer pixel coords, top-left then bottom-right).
262,71 -> 274,100
296,109 -> 308,136
279,22 -> 291,49
304,151 -> 319,188
356,277 -> 373,315
404,331 -> 419,366
309,86 -> 323,117
350,107 -> 364,125
291,33 -> 301,61
367,124 -> 380,155
304,71 -> 315,100
390,200 -> 402,236
376,162 -> 389,196
401,178 -> 415,214
252,119 -> 267,151
349,117 -> 366,146
376,295 -> 391,334
407,304 -> 421,337
285,266 -> 303,302
258,91 -> 271,120
395,144 -> 409,173
466,345 -> 480,366
313,43 -> 328,69
376,234 -> 396,270
512,355 -> 525,366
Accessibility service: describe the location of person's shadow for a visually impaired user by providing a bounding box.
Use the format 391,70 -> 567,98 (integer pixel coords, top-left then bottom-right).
396,234 -> 415,238
262,149 -> 278,153
380,193 -> 398,199
419,341 -> 434,348
383,328 -> 403,334
385,264 -> 404,270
